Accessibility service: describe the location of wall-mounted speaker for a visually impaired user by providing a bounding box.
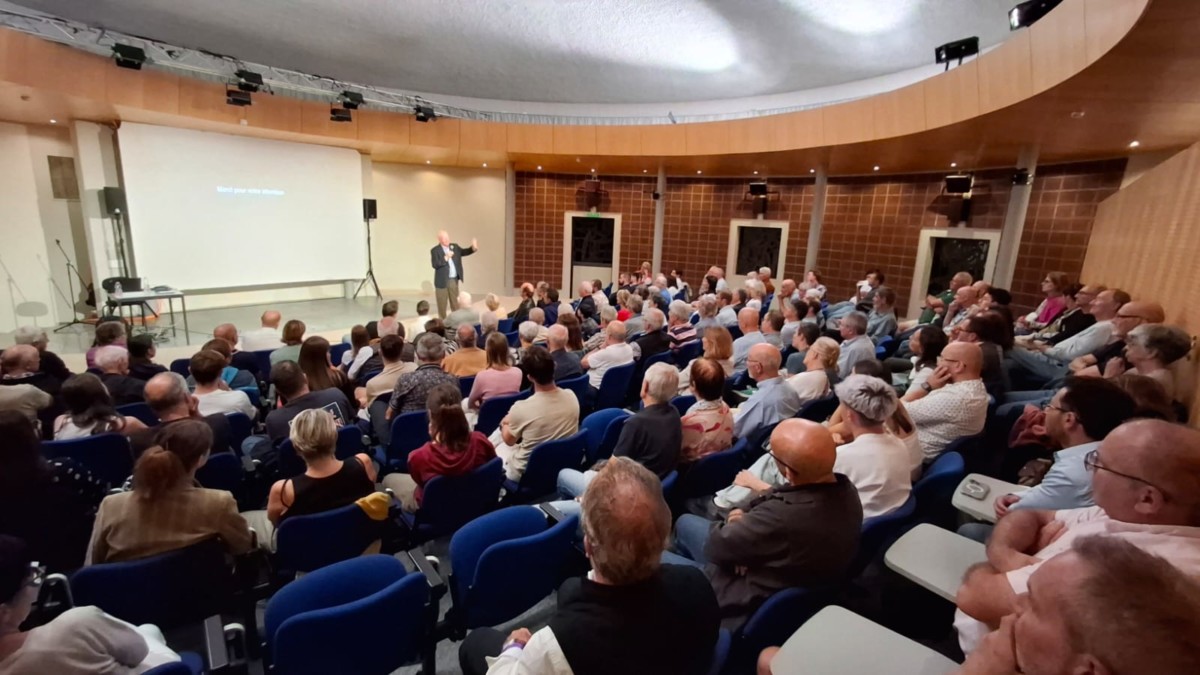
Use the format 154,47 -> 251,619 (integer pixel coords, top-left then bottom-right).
944,174 -> 973,195
363,198 -> 377,220
102,186 -> 126,216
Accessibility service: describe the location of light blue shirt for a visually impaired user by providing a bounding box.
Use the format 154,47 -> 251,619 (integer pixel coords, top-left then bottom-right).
1010,441 -> 1100,512
717,306 -> 738,327
837,335 -> 876,379
866,310 -> 897,345
733,376 -> 803,440
732,331 -> 766,374
442,245 -> 457,278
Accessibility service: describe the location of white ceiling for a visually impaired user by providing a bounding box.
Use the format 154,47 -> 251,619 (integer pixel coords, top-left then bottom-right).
8,0 -> 1017,106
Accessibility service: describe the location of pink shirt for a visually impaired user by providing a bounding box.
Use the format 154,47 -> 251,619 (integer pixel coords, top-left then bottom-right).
1035,296 -> 1067,325
468,366 -> 523,410
681,400 -> 735,462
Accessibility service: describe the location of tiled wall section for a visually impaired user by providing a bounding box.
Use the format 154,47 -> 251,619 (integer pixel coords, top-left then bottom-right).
1010,159 -> 1127,312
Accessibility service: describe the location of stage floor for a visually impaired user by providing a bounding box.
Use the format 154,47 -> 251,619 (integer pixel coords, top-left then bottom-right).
12,291 -> 519,373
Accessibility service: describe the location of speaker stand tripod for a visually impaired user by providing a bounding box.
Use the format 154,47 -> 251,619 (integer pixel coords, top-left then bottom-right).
353,217 -> 381,300
53,239 -> 94,332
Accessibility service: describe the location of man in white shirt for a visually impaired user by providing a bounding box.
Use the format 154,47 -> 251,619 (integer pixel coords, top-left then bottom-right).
240,310 -> 284,352
445,291 -> 482,333
1006,288 -> 1128,388
731,308 -> 766,375
190,349 -> 255,419
458,456 -> 720,675
715,290 -> 738,327
831,374 -> 912,519
706,265 -> 729,292
901,341 -> 988,462
835,312 -> 876,379
581,321 -> 634,391
954,419 -> 1200,654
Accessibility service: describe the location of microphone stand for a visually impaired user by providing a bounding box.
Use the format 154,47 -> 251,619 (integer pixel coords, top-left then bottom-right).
53,238 -> 92,332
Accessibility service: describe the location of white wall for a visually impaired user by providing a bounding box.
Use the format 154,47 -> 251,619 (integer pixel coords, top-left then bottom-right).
71,121 -> 124,304
0,122 -> 57,333
25,125 -> 89,322
370,162 -> 507,295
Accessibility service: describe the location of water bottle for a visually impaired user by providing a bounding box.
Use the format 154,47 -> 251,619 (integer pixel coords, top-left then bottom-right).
114,281 -> 123,298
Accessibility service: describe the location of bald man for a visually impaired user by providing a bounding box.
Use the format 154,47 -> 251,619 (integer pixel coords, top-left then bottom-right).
0,344 -> 53,424
241,310 -> 284,352
954,419 -> 1200,654
1067,300 -> 1165,378
733,343 -> 804,442
901,341 -> 989,462
943,285 -> 980,335
431,230 -> 478,318
731,307 -> 766,375
213,322 -> 259,374
667,419 -> 863,627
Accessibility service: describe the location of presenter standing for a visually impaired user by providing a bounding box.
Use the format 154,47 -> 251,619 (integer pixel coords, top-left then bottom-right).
431,230 -> 478,318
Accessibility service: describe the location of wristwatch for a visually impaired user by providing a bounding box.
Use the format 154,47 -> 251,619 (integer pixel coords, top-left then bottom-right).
921,382 -> 933,393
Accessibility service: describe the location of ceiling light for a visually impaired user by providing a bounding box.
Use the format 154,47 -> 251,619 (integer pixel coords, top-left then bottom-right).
753,171 -> 759,175
935,37 -> 979,70
49,119 -> 56,124
537,165 -> 542,170
873,166 -> 880,171
329,106 -> 352,123
697,170 -> 703,174
951,162 -> 958,168
111,44 -> 146,70
642,169 -> 648,173
1009,0 -> 1064,30
482,163 -> 488,168
1070,111 -> 1085,119
1128,140 -> 1140,148
235,69 -> 263,93
413,106 -> 436,123
338,91 -> 364,110
425,160 -> 431,164
809,169 -> 816,174
591,168 -> 596,172
225,88 -> 252,107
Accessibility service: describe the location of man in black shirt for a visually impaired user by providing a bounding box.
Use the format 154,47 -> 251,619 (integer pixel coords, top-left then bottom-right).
547,325 -> 583,381
460,457 -> 719,675
127,334 -> 168,382
630,308 -> 671,361
94,346 -> 145,405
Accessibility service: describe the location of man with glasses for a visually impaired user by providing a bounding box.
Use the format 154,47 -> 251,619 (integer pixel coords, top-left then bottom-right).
900,342 -> 989,463
665,419 -> 862,628
954,418 -> 1200,654
1067,300 -> 1165,379
1007,289 -> 1130,389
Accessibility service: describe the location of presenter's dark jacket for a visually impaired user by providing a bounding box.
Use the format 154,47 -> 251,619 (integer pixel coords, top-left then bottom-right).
430,243 -> 476,289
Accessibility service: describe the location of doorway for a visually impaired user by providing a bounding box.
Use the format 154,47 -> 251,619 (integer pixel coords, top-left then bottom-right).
562,211 -> 622,294
907,227 -> 1002,318
725,219 -> 789,287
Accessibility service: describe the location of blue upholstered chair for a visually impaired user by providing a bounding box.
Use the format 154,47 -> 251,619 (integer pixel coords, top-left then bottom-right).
474,389 -> 530,437
398,457 -> 504,543
848,494 -> 917,580
670,394 -> 697,417
728,586 -> 836,673
274,503 -> 384,577
41,433 -> 133,488
556,374 -> 590,412
502,431 -> 587,504
579,408 -> 630,466
594,362 -> 636,411
795,393 -> 839,423
116,402 -> 159,428
387,410 -> 430,473
913,450 -> 967,529
169,358 -> 191,378
675,439 -> 746,504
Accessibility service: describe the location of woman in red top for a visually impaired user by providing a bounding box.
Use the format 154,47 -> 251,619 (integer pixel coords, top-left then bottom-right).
382,383 -> 496,512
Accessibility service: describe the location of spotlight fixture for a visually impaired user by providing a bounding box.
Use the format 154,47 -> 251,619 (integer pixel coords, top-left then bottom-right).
425,160 -> 431,164
339,91 -> 364,110
330,106 -> 352,123
537,165 -> 543,170
49,119 -> 56,124
1009,0 -> 1063,30
642,169 -> 648,173
235,69 -> 263,93
753,170 -> 758,175
225,88 -> 252,107
1128,140 -> 1140,148
809,169 -> 816,174
696,170 -> 702,174
413,105 -> 436,123
482,163 -> 488,168
111,44 -> 146,70
873,166 -> 880,171
935,36 -> 979,70
590,168 -> 596,173
951,162 -> 958,168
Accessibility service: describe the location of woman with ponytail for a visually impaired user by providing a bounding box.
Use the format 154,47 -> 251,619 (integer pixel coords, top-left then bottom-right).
86,420 -> 251,565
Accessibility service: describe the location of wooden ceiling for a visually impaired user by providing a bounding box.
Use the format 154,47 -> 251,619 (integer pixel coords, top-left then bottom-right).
2,0 -> 1200,176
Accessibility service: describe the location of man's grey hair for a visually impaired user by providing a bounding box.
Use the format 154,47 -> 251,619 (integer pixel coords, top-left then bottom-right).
13,326 -> 46,346
600,305 -> 618,324
655,275 -> 669,288
147,372 -> 191,413
668,300 -> 692,323
416,332 -> 446,362
627,295 -> 643,313
456,323 -> 477,348
643,362 -> 679,404
842,311 -> 868,335
606,320 -> 628,342
480,311 -> 499,332
457,291 -> 472,308
697,295 -> 718,318
759,266 -> 772,277
95,345 -> 129,370
548,323 -> 568,348
519,320 -> 541,344
834,374 -> 898,425
529,307 -> 546,325
1128,323 -> 1193,364
643,308 -> 666,331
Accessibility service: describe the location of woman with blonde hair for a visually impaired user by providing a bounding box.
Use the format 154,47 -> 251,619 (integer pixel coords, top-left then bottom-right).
786,336 -> 839,402
677,325 -> 735,394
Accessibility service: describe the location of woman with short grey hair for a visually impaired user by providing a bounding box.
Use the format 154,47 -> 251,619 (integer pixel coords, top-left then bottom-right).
1105,323 -> 1193,401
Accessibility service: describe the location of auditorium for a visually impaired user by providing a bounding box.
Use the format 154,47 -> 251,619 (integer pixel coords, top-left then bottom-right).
2,0 -> 1200,673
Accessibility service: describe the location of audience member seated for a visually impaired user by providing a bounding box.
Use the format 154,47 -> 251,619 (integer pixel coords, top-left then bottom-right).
715,290 -> 739,327
131,373 -> 234,457
0,535 -> 189,672
1015,271 -> 1070,334
940,285 -> 980,337
866,286 -> 898,344
1113,373 -> 1177,422
556,312 -> 587,350
13,325 -> 71,382
443,324 -> 488,377
1064,299 -> 1162,383
731,308 -> 766,374
492,347 -> 579,483
213,323 -> 258,374
188,338 -> 256,390
386,334 -> 457,419
894,325 -> 947,391
403,300 -> 433,340
365,300 -> 398,340
526,308 -> 550,344
769,278 -> 797,314
544,289 -> 562,326
243,409 -> 376,550
1099,323 -> 1191,402
733,344 -> 804,441
899,271 -> 971,334
459,457 -> 719,675
354,335 -> 413,411
681,359 -> 736,465
241,310 -> 284,352
760,311 -> 784,349
483,293 -> 504,323
693,294 -> 721,338
467,332 -> 522,414
825,269 -> 883,321
85,321 -> 126,370
547,324 -> 583,381
784,322 -> 821,375
1023,282 -> 1096,346
582,306 -> 617,354
954,419 -> 1200,654
834,312 -> 875,379
383,384 -> 496,512
955,312 -> 1013,399
581,320 -> 634,394
269,319 -> 306,366
51,373 -> 147,440
798,269 -> 827,300
94,346 -> 145,405
677,325 -> 735,394
778,297 -> 802,348
446,291 -> 482,332
0,345 -> 53,424
785,336 -> 838,403
508,283 -> 536,324
829,375 -> 912,518
630,308 -> 670,360
245,363 -> 352,458
956,536 -> 1200,675
1008,289 -> 1127,388
901,341 -> 988,463
621,294 -> 646,337
298,335 -> 355,406
190,349 -> 256,419
0,412 -> 104,572
125,334 -> 167,381
832,359 -> 923,477
667,419 -> 863,628
667,299 -> 698,350
341,325 -> 375,380
87,420 -> 251,564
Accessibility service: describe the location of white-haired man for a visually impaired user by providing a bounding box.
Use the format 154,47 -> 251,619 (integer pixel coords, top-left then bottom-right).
835,311 -> 876,379
547,324 -> 583,380
431,230 -> 478,318
583,305 -> 618,354
631,308 -> 671,360
831,374 -> 913,517
526,308 -> 550,345
445,291 -> 481,333
13,325 -> 70,381
576,280 -> 599,325
95,345 -> 145,405
0,345 -> 53,423
667,300 -> 698,350
581,321 -> 634,392
758,266 -> 775,295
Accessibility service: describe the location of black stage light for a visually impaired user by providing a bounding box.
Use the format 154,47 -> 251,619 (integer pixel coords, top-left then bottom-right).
112,44 -> 146,70
330,106 -> 353,123
1010,0 -> 1063,30
944,174 -> 974,195
339,91 -> 364,110
748,181 -> 768,197
235,69 -> 263,92
935,37 -> 979,70
226,88 -> 252,106
414,105 -> 436,123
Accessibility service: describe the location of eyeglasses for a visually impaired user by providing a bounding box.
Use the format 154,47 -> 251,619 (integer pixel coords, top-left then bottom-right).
936,355 -> 961,365
1115,313 -> 1147,321
1084,449 -> 1170,499
1045,403 -> 1072,415
27,562 -> 45,589
768,449 -> 800,475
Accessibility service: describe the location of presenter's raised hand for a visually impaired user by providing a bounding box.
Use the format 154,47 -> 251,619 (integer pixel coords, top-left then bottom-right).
471,237 -> 478,249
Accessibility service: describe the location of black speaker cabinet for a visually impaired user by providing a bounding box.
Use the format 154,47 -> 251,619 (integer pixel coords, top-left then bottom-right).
363,198 -> 377,220
102,186 -> 126,216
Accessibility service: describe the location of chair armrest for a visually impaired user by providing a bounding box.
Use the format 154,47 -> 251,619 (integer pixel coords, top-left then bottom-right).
405,549 -> 447,598
204,615 -> 236,672
540,502 -> 567,524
